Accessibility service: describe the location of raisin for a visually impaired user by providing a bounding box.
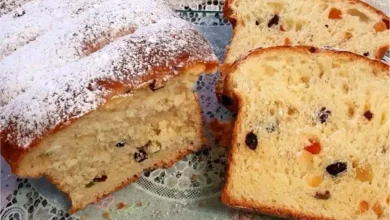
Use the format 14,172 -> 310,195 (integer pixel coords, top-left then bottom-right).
255,20 -> 260,26
245,132 -> 258,150
93,175 -> 107,182
326,162 -> 347,176
267,15 -> 279,28
134,149 -> 148,162
318,107 -> 331,123
309,47 -> 316,53
363,52 -> 370,57
325,24 -> 329,28
85,182 -> 94,188
115,140 -> 126,148
149,80 -> 165,92
221,95 -> 233,106
314,190 -> 331,200
363,111 -> 373,121
280,25 -> 285,31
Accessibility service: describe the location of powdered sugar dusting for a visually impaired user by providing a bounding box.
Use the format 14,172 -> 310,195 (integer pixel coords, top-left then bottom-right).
0,0 -> 218,148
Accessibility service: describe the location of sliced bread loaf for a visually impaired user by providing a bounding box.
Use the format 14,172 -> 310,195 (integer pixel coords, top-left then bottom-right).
222,46 -> 389,220
224,0 -> 389,66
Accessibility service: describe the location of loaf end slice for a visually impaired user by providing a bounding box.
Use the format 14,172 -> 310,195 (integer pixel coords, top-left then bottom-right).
222,46 -> 389,220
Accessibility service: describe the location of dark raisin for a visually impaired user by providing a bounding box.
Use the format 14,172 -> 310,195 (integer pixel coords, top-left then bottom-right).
363,52 -> 370,57
267,15 -> 279,28
314,190 -> 331,200
149,80 -> 165,92
93,175 -> 107,182
245,132 -> 258,150
326,162 -> 347,176
255,20 -> 260,26
85,182 -> 93,188
325,24 -> 329,28
115,140 -> 126,148
363,111 -> 373,121
134,149 -> 148,162
221,95 -> 233,106
309,47 -> 316,53
318,107 -> 331,124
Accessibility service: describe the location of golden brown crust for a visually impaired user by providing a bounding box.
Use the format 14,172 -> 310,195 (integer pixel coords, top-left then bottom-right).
221,46 -> 389,219
1,62 -> 218,177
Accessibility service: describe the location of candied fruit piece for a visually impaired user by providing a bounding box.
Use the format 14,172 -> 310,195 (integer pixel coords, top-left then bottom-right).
298,151 -> 313,168
353,161 -> 373,182
284,38 -> 291,45
280,25 -> 285,31
358,201 -> 369,213
307,175 -> 323,187
304,139 -> 322,155
372,202 -> 383,216
329,8 -> 342,19
374,21 -> 387,32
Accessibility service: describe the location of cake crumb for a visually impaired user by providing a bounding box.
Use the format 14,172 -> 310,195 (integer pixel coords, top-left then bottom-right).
117,202 -> 126,209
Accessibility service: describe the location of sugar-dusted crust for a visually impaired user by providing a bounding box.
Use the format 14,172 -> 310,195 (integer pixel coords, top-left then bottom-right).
0,0 -> 218,175
221,46 -> 389,219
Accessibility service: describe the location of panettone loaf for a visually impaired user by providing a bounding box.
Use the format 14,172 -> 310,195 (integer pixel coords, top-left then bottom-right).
219,0 -> 389,112
0,0 -> 218,213
222,46 -> 389,220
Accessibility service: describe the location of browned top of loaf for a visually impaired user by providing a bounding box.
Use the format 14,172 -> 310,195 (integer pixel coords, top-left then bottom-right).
225,46 -> 389,76
0,0 -> 218,170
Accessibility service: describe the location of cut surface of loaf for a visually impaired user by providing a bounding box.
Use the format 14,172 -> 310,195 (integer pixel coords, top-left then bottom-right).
224,0 -> 390,66
222,46 -> 389,220
0,0 -> 218,213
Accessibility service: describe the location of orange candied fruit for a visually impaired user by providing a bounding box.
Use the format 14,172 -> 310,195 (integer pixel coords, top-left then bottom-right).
280,25 -> 286,31
358,201 -> 369,213
304,139 -> 322,155
374,21 -> 387,32
284,38 -> 292,45
329,8 -> 342,20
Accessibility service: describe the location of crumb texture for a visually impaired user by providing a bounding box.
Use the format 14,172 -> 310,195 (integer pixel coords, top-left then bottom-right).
224,47 -> 389,220
225,0 -> 389,65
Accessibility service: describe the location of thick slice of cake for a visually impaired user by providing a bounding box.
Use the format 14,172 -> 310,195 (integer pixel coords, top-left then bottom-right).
224,0 -> 389,65
219,0 -> 389,112
0,0 -> 218,213
222,46 -> 389,220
